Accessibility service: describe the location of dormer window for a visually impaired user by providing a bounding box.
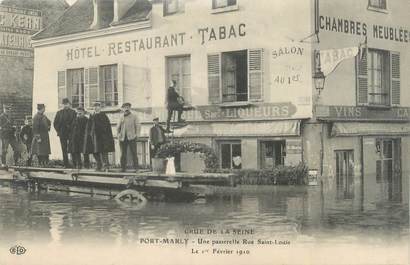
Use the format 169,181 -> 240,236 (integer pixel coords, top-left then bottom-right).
213,0 -> 237,9
164,0 -> 185,16
368,0 -> 387,10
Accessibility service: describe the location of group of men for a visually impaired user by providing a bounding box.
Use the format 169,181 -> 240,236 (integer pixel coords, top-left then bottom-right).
0,79 -> 187,170
0,99 -> 169,172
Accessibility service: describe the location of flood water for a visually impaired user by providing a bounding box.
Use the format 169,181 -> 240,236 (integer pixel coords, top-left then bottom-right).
0,182 -> 408,248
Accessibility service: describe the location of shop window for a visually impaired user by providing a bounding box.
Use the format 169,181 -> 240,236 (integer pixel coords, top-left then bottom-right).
166,56 -> 191,103
208,49 -> 263,104
368,0 -> 386,9
67,68 -> 84,108
260,141 -> 285,169
219,141 -> 242,169
335,150 -> 354,199
164,0 -> 184,15
100,64 -> 118,107
357,49 -> 400,107
213,0 -> 237,9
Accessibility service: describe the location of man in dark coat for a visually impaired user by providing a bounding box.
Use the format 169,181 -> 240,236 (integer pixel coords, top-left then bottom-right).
0,104 -> 20,166
149,117 -> 166,158
70,106 -> 90,169
20,116 -> 33,166
166,80 -> 185,132
84,102 -> 115,171
53,98 -> 76,168
31,104 -> 51,167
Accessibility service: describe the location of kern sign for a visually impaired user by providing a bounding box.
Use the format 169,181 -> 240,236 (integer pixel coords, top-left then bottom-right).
0,5 -> 42,57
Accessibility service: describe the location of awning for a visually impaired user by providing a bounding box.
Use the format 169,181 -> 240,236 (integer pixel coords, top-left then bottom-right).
331,122 -> 410,137
140,120 -> 301,138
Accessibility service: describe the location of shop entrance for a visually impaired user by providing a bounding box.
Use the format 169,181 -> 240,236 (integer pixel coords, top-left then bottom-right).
335,150 -> 355,199
376,138 -> 402,201
260,141 -> 285,169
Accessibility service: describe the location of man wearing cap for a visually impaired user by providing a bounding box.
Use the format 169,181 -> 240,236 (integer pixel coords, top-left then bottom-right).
85,102 -> 115,171
53,98 -> 76,168
31,104 -> 51,167
70,106 -> 90,169
20,116 -> 33,166
117,102 -> 140,172
149,117 -> 166,158
0,104 -> 19,166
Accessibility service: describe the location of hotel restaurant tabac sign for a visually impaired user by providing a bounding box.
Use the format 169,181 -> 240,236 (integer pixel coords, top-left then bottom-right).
0,5 -> 41,57
316,105 -> 410,122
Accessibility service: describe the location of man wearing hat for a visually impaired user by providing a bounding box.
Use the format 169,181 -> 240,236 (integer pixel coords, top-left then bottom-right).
0,104 -> 20,166
53,98 -> 76,168
20,116 -> 33,166
84,102 -> 115,171
117,102 -> 140,172
149,117 -> 166,158
166,80 -> 185,132
70,106 -> 90,169
31,104 -> 51,167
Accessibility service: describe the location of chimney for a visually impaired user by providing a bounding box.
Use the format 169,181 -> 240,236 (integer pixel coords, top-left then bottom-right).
113,0 -> 137,23
90,0 -> 115,29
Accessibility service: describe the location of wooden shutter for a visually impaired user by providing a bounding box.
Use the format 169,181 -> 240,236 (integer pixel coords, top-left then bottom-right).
390,52 -> 400,106
84,67 -> 99,108
57,70 -> 66,108
208,53 -> 221,104
356,51 -> 368,105
248,48 -> 263,101
117,63 -> 124,107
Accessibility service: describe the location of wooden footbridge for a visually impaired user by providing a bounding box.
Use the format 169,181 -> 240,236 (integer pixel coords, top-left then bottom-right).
0,166 -> 237,202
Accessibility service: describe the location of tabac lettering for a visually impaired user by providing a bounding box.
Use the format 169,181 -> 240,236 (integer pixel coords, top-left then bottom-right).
198,23 -> 246,45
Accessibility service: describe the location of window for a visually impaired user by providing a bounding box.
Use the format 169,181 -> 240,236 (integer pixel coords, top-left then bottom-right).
213,0 -> 237,9
369,0 -> 386,9
335,150 -> 354,199
368,50 -> 389,106
356,49 -> 400,107
375,139 -> 393,184
260,141 -> 285,169
166,56 -> 191,103
219,141 -> 241,169
67,69 -> 84,108
164,0 -> 184,15
137,141 -> 150,169
100,65 -> 118,107
208,49 -> 263,104
58,64 -> 121,109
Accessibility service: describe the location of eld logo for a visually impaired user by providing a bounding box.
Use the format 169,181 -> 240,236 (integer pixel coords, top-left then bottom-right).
9,245 -> 26,255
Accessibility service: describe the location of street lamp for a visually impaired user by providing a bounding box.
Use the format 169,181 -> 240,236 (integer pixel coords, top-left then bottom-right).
313,50 -> 326,94
313,68 -> 325,94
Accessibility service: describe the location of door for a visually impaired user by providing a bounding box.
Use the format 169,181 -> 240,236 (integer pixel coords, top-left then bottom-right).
335,150 -> 355,199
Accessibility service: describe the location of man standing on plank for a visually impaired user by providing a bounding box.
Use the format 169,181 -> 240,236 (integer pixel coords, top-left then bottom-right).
53,98 -> 76,168
0,104 -> 20,166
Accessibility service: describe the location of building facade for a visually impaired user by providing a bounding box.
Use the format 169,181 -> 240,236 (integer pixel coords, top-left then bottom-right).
31,0 -> 409,202
307,0 -> 410,204
31,0 -> 314,171
0,0 -> 68,126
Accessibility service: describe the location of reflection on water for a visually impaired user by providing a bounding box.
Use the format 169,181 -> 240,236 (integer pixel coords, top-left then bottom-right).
0,184 -> 408,247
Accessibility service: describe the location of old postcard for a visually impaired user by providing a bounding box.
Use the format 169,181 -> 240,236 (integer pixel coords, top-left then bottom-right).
0,0 -> 409,264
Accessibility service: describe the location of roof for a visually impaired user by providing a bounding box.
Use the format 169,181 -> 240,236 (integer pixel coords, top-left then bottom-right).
32,0 -> 152,40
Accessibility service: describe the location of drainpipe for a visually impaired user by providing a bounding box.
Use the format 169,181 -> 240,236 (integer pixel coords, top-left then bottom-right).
360,136 -> 364,210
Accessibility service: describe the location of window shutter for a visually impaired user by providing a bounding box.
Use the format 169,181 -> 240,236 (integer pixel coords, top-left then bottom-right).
57,70 -> 66,108
356,51 -> 368,105
84,67 -> 99,108
248,48 -> 263,101
208,53 -> 221,104
390,52 -> 400,106
117,63 -> 124,107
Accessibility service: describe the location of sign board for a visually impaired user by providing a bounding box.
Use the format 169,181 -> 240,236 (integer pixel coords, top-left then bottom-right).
308,169 -> 318,186
0,5 -> 42,57
316,105 -> 410,121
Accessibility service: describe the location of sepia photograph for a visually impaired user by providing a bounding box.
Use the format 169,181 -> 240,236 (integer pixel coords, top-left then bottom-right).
0,0 -> 409,264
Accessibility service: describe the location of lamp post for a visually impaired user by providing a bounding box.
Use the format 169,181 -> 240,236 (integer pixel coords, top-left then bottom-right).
313,50 -> 326,94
